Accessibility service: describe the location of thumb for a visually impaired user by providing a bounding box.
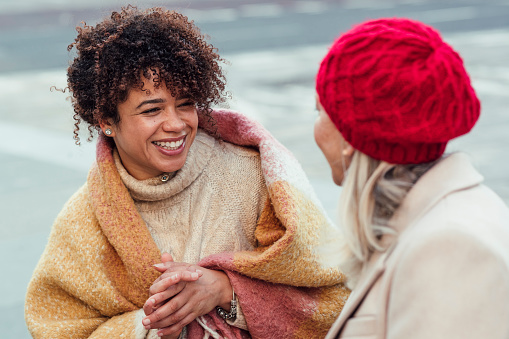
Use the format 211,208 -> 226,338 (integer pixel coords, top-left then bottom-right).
161,252 -> 173,263
153,253 -> 174,272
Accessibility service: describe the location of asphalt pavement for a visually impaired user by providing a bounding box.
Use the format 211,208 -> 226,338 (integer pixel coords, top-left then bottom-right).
1,0 -> 508,337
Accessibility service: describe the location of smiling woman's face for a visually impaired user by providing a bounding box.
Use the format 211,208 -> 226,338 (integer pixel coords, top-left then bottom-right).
101,76 -> 198,180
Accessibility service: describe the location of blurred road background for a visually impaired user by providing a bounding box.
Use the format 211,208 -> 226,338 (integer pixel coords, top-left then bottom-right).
1,0 -> 508,337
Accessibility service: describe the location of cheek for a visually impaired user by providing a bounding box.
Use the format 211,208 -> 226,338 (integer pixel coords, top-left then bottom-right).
313,118 -> 324,148
191,114 -> 199,131
187,110 -> 199,131
314,117 -> 333,154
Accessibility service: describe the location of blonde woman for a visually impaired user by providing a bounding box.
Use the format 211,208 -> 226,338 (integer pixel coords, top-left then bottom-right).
314,18 -> 509,338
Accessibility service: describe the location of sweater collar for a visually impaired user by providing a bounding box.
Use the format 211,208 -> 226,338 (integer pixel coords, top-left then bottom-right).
115,129 -> 216,202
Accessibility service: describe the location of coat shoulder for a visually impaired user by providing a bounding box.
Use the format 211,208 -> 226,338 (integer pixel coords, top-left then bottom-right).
402,183 -> 509,252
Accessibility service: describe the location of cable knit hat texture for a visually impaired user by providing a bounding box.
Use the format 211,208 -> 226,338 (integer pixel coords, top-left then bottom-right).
316,18 -> 480,164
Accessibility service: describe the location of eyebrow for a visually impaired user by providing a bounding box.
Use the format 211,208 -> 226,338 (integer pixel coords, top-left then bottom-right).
136,98 -> 165,109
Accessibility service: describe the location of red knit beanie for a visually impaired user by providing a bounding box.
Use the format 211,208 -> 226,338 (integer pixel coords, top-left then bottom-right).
316,18 -> 480,164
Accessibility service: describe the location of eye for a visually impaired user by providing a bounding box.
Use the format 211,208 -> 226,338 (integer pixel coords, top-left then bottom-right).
177,100 -> 195,108
141,107 -> 161,114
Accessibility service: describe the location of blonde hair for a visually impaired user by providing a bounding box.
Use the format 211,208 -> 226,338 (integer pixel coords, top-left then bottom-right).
337,151 -> 436,288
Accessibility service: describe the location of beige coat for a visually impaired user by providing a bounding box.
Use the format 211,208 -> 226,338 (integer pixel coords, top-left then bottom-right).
326,153 -> 509,339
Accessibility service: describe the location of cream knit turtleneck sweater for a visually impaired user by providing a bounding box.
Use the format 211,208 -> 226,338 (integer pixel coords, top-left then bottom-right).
114,129 -> 268,335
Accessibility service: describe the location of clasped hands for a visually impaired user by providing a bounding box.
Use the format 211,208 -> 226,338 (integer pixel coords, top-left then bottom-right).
142,253 -> 233,338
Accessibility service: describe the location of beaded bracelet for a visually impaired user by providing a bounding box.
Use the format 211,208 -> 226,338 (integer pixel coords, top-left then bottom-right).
216,290 -> 237,320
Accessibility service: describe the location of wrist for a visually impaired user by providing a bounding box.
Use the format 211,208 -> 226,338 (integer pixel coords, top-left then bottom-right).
217,272 -> 233,310
216,289 -> 237,321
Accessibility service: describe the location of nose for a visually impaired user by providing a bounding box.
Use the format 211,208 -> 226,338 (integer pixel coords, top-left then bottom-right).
161,109 -> 186,132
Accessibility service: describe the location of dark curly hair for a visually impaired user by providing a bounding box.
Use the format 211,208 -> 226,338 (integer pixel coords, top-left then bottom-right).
67,6 -> 227,144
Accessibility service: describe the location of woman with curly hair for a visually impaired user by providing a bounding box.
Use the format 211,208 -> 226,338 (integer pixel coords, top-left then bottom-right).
314,18 -> 509,338
24,6 -> 349,339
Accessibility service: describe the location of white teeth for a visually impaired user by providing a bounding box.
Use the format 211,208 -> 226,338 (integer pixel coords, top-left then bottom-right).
154,139 -> 184,150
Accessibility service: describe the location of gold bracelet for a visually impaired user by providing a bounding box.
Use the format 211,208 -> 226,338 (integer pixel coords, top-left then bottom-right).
216,290 -> 237,320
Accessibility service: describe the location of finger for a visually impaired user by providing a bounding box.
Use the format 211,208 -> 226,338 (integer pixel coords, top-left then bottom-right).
153,261 -> 194,273
143,296 -> 186,329
154,266 -> 204,277
152,263 -> 191,283
153,265 -> 169,273
148,273 -> 184,297
149,287 -> 201,330
149,275 -> 188,296
158,271 -> 202,285
144,284 -> 186,315
148,300 -> 194,330
157,313 -> 196,337
143,295 -> 163,316
178,269 -> 203,280
154,264 -> 201,274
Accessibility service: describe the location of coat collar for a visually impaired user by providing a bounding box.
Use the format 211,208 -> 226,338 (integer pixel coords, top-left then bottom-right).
388,152 -> 483,235
326,153 -> 484,338
325,249 -> 387,338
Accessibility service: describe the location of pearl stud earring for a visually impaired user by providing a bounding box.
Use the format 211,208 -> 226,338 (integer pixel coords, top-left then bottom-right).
105,128 -> 112,136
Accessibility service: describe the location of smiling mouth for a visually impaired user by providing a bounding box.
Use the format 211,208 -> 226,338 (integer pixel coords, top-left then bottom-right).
152,138 -> 185,150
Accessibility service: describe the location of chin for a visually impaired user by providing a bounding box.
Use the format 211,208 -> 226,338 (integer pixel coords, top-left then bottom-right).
157,151 -> 189,173
161,160 -> 187,173
332,175 -> 343,186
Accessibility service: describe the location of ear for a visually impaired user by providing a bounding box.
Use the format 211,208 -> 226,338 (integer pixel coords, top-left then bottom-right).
99,120 -> 116,137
